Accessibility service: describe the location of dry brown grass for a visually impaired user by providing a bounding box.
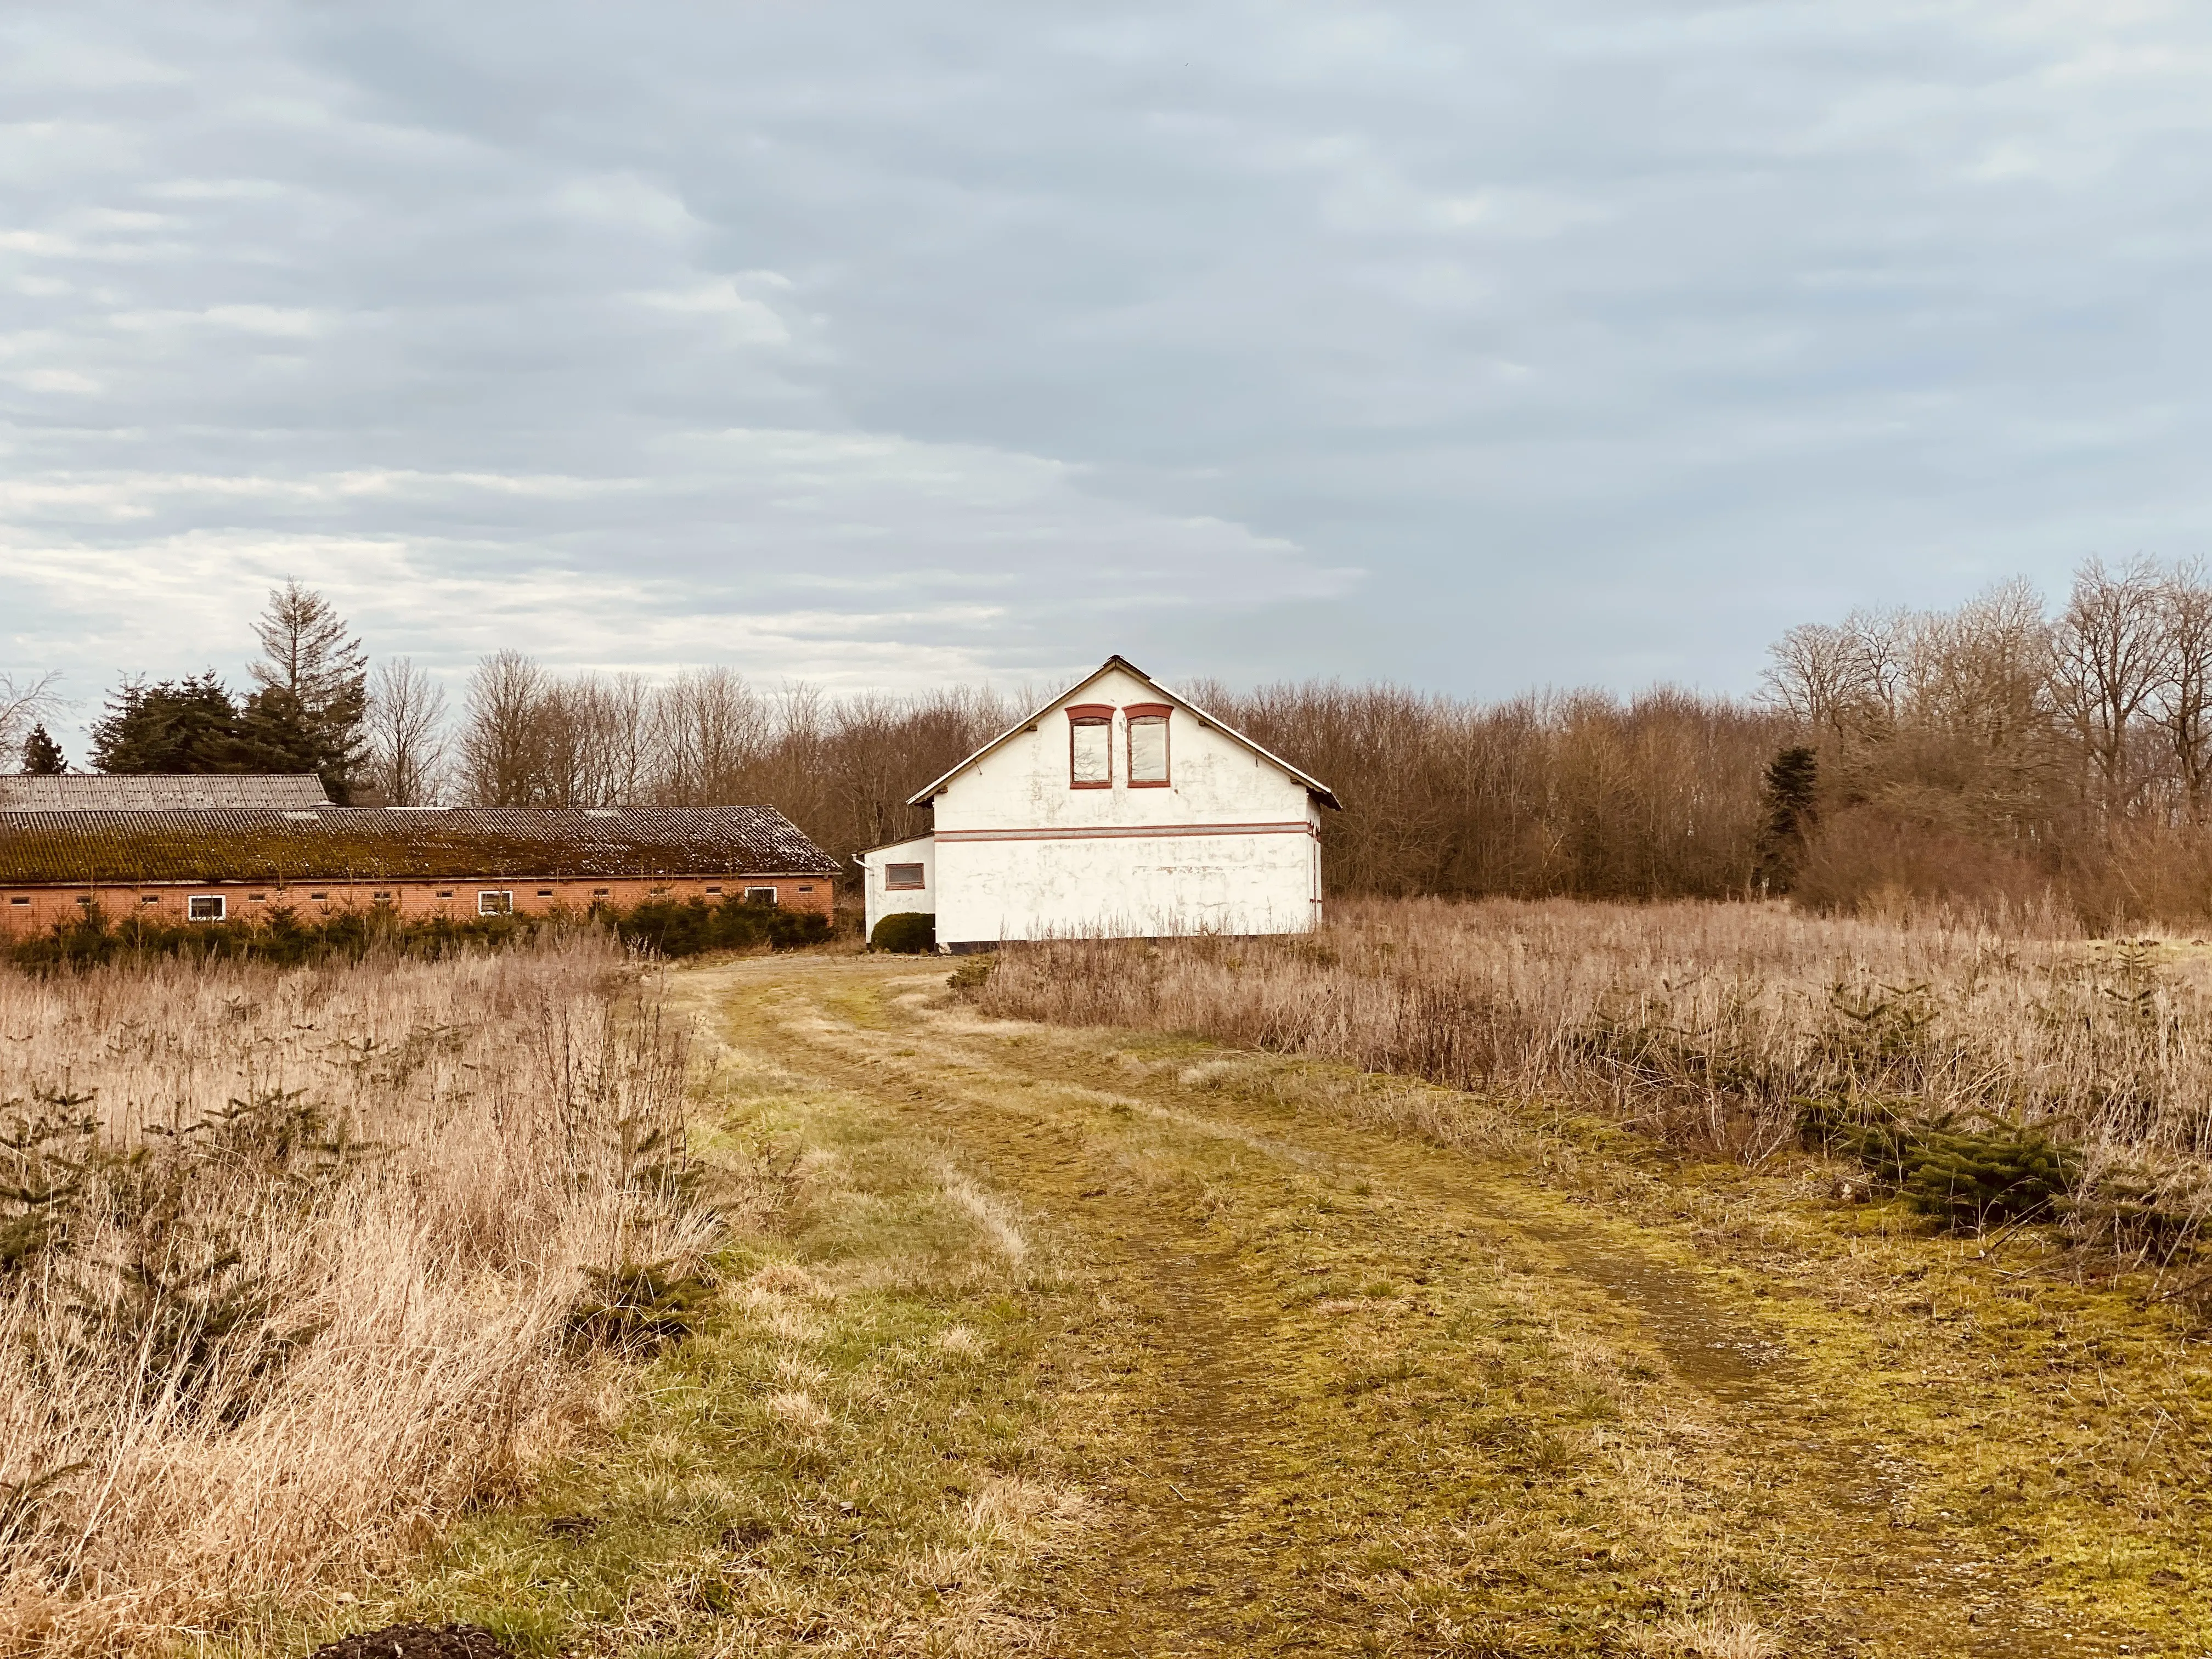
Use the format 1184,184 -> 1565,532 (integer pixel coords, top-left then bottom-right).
978,896 -> 2212,1265
0,939 -> 717,1656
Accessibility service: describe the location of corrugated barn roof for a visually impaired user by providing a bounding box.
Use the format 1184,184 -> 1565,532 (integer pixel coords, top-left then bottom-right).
0,773 -> 333,810
0,806 -> 839,885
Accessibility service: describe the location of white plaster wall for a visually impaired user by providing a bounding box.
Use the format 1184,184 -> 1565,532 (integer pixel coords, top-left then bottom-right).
924,664 -> 1325,945
859,834 -> 936,938
934,826 -> 1319,944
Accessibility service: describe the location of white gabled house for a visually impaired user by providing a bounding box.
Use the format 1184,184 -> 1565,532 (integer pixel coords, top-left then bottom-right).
858,656 -> 1340,951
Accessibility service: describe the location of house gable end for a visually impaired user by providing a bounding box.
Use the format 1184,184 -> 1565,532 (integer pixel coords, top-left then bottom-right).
905,655 -> 1340,812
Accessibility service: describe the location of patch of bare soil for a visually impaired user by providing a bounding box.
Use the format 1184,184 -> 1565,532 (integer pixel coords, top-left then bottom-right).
304,1624 -> 509,1659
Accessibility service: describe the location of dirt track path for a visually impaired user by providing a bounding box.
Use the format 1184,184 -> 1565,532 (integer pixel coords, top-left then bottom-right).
707,956 -> 2139,1658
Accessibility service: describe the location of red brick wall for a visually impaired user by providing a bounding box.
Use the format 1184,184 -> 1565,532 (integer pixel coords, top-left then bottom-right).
0,873 -> 833,939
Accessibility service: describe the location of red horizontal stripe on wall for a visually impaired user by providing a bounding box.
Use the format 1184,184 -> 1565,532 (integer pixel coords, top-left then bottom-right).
934,821 -> 1317,843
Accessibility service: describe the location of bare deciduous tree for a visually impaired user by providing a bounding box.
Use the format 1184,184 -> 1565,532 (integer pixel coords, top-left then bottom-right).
0,671 -> 63,764
2151,560 -> 2212,825
458,650 -> 553,807
364,658 -> 448,806
653,667 -> 771,805
1762,612 -> 1905,743
2051,557 -> 2170,825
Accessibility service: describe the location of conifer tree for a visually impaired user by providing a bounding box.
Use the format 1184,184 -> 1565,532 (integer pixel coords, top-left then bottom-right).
249,581 -> 369,800
1755,745 -> 1820,893
89,675 -> 321,776
19,724 -> 64,774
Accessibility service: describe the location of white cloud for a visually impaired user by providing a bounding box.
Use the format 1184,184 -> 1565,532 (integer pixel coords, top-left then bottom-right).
630,280 -> 793,345
4,0 -> 2212,716
7,367 -> 101,394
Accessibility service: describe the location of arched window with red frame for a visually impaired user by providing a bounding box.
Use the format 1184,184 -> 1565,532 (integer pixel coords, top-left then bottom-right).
1067,704 -> 1114,787
1126,703 -> 1171,786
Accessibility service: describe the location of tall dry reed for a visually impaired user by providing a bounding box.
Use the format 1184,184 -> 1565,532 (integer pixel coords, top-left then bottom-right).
978,898 -> 2212,1253
0,938 -> 712,1655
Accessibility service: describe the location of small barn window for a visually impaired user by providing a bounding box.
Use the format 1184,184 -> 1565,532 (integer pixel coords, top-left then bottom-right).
6,897 -> 23,905
75,896 -> 92,907
536,889 -> 554,897
189,895 -> 225,922
141,894 -> 160,905
744,886 -> 778,905
1127,704 -> 1171,786
310,891 -> 329,900
885,863 -> 925,891
479,890 -> 513,916
704,885 -> 723,894
1068,704 -> 1113,788
435,890 -> 453,899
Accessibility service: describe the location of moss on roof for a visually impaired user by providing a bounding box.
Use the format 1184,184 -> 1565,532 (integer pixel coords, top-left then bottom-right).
0,806 -> 838,886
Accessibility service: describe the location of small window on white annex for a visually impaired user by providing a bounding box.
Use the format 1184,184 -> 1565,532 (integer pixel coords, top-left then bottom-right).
885,863 -> 926,891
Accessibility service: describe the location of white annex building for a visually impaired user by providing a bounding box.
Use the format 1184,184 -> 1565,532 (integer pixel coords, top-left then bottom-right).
857,656 -> 1340,952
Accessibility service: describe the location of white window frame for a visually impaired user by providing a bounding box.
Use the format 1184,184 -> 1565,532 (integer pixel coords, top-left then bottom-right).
743,885 -> 778,905
188,894 -> 226,923
1067,705 -> 1114,788
1126,709 -> 1171,787
478,890 -> 514,916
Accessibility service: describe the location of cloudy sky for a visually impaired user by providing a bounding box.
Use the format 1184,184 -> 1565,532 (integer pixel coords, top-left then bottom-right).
5,1 -> 2211,747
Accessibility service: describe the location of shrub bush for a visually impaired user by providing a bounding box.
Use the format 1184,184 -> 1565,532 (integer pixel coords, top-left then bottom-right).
563,1257 -> 719,1354
1801,1096 -> 2079,1230
609,895 -> 831,957
947,953 -> 996,994
871,912 -> 936,953
8,894 -> 831,971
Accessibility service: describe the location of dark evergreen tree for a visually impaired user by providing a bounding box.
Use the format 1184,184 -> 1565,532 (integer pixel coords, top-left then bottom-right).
1756,745 -> 1821,893
91,676 -> 242,773
234,685 -> 328,775
89,675 -> 325,777
19,724 -> 64,774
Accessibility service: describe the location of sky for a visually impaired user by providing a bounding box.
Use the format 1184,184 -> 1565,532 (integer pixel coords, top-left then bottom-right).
6,1 -> 2212,752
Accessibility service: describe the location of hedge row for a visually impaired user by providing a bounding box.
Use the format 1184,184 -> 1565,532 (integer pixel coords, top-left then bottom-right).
6,893 -> 830,970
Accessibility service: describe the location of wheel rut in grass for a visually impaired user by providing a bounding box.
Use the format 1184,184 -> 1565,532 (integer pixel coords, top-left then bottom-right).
926,1015 -> 2131,1659
733,960 -> 2138,1657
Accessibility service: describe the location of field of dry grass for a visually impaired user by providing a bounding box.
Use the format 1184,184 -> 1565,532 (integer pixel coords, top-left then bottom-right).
978,898 -> 2212,1269
394,954 -> 2198,1656
0,940 -> 719,1656
21,900 -> 2211,1656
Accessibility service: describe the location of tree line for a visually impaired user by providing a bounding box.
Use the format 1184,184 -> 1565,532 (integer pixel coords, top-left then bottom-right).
17,559 -> 2212,922
3,584 -> 374,800
1757,561 -> 2212,919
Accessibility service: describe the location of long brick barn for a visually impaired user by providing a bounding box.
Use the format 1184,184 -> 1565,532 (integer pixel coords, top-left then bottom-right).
0,790 -> 838,936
